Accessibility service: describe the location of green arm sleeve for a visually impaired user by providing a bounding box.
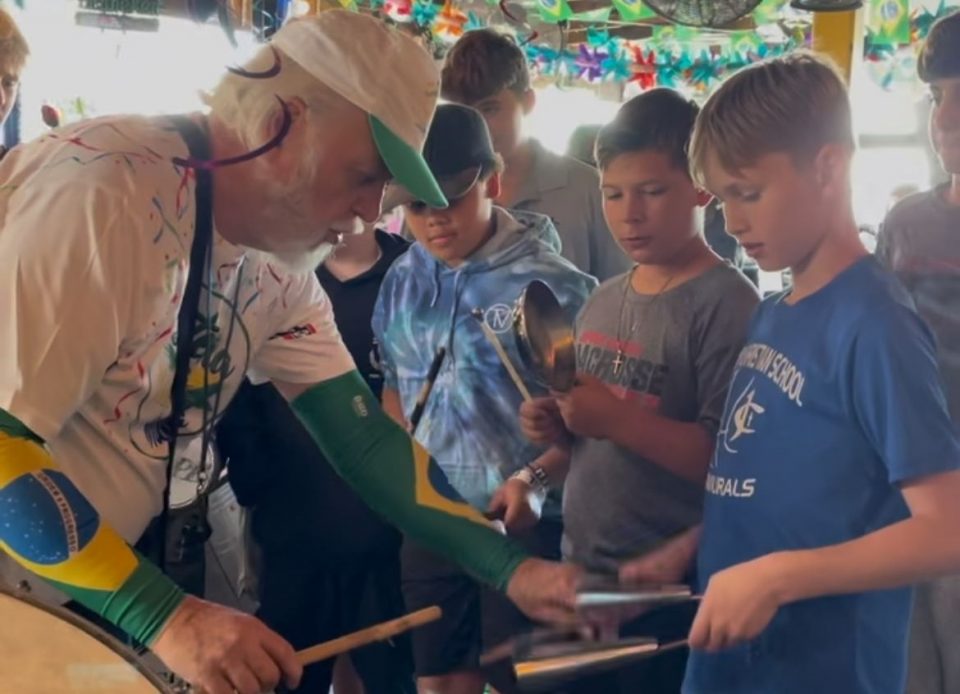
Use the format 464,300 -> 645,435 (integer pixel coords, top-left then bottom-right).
0,410 -> 184,645
290,371 -> 529,591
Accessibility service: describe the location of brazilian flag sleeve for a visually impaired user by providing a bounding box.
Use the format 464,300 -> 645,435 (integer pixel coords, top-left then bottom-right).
291,371 -> 529,591
0,410 -> 184,645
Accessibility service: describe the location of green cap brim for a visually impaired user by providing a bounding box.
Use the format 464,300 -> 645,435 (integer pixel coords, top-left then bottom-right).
369,114 -> 448,209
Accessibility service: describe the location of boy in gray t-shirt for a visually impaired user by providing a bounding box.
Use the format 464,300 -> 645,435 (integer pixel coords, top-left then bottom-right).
877,14 -> 960,694
491,89 -> 758,692
561,261 -> 755,575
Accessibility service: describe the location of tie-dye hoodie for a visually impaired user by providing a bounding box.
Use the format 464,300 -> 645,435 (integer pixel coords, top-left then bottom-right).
373,207 -> 598,511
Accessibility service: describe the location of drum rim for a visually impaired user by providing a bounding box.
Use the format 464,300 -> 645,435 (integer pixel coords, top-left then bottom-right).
0,583 -> 174,692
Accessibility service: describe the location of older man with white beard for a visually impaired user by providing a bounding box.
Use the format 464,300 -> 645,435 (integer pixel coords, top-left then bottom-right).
0,11 -> 581,694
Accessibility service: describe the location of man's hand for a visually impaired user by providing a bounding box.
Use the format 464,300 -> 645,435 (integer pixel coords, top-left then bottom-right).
487,477 -> 543,534
619,526 -> 701,585
506,558 -> 581,625
152,596 -> 302,694
555,375 -> 620,440
519,397 -> 569,447
688,553 -> 788,652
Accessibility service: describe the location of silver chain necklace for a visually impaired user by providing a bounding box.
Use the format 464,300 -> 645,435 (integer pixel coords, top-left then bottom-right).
612,265 -> 677,375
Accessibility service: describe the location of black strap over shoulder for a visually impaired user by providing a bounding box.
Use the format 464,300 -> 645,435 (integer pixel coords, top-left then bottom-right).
153,115 -> 214,571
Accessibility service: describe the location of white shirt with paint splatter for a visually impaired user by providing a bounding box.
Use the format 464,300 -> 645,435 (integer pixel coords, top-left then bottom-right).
0,115 -> 354,545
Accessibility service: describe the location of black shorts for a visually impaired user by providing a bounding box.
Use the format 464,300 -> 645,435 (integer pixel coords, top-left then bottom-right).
400,519 -> 563,681
257,552 -> 415,694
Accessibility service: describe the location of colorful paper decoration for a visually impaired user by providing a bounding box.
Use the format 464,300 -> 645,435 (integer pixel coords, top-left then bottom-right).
574,44 -> 607,80
586,27 -> 611,46
862,0 -> 957,89
434,0 -> 468,40
284,0 -> 817,90
652,25 -> 697,55
572,6 -> 613,21
868,0 -> 912,45
628,46 -> 657,88
611,0 -> 657,20
536,0 -> 573,22
601,48 -> 632,81
751,0 -> 788,24
729,31 -> 764,55
412,0 -> 439,25
383,0 -> 413,22
464,9 -> 486,30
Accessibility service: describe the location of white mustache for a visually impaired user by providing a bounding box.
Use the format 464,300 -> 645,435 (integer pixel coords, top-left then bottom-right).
330,218 -> 364,236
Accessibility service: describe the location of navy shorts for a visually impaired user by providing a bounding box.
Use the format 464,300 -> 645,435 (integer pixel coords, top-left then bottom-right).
399,519 -> 563,681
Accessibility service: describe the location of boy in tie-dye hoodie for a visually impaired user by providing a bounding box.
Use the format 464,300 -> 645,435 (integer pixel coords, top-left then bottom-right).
373,104 -> 596,694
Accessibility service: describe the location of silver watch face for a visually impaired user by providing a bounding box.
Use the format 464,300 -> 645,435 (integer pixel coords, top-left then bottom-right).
512,468 -> 535,484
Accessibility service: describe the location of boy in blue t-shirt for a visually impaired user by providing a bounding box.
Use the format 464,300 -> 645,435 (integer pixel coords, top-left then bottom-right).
877,14 -> 960,694
684,52 -> 960,694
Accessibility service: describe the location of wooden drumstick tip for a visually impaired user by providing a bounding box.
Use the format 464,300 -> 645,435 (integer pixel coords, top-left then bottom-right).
296,606 -> 443,666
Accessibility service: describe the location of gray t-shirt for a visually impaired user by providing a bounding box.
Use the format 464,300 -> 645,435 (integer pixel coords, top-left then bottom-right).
878,187 -> 960,427
510,140 -> 631,283
561,262 -> 759,574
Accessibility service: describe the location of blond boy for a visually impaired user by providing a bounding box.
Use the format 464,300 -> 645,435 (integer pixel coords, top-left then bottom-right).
684,53 -> 960,693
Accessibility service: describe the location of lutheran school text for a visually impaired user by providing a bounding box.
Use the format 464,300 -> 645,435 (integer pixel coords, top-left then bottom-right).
736,343 -> 806,406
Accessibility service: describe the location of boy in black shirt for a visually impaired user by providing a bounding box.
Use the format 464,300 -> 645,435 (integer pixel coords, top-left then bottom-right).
218,225 -> 414,693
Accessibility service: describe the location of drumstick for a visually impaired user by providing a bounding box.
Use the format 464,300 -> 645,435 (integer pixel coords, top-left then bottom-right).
409,346 -> 446,435
471,309 -> 533,402
656,639 -> 690,653
296,606 -> 442,666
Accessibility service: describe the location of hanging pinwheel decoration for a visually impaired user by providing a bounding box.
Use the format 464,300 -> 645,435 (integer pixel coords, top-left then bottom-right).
465,9 -> 486,30
586,27 -> 611,47
384,0 -> 414,22
689,50 -> 722,88
602,48 -> 633,81
575,44 -> 607,82
412,0 -> 439,26
629,46 -> 658,89
659,50 -> 695,88
433,0 -> 468,41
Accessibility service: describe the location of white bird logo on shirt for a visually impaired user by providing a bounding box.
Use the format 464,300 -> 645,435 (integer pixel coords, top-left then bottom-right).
721,378 -> 765,454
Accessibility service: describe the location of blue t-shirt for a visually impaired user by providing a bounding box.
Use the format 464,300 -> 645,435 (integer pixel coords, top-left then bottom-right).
685,258 -> 960,694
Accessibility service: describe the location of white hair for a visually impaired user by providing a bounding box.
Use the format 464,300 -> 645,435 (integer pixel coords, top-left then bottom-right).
203,43 -> 347,149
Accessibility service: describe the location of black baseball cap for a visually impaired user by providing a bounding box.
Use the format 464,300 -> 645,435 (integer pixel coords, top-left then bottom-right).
384,103 -> 499,210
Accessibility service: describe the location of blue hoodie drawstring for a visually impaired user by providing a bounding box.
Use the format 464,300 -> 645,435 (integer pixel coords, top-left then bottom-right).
445,270 -> 467,361
423,257 -> 467,363
429,262 -> 442,307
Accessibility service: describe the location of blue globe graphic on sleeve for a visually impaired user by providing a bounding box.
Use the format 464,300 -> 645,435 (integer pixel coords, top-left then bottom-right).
0,470 -> 100,564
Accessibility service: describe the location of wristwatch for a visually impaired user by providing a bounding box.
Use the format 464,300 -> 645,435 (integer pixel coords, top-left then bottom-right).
511,463 -> 549,492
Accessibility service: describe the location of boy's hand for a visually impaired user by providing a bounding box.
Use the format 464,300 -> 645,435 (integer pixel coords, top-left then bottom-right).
556,375 -> 620,440
688,553 -> 789,652
619,526 -> 701,585
519,397 -> 569,447
487,477 -> 543,534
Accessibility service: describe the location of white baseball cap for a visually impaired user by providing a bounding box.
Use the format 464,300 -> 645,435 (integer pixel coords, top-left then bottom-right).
272,10 -> 447,208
